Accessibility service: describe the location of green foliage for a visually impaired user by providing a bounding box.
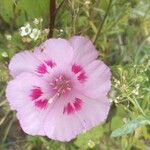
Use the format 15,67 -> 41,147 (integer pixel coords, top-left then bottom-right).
75,125 -> 104,149
0,0 -> 49,26
0,0 -> 14,24
0,0 -> 150,150
111,115 -> 150,137
16,0 -> 49,24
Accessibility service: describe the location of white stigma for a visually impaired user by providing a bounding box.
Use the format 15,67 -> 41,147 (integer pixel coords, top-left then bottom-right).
48,93 -> 58,104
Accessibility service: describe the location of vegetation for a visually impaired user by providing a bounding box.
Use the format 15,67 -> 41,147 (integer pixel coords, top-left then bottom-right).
0,0 -> 150,149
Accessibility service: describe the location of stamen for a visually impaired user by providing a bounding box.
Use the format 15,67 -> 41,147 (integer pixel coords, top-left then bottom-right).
59,75 -> 63,80
48,93 -> 58,104
50,75 -> 72,97
67,87 -> 71,91
49,83 -> 54,86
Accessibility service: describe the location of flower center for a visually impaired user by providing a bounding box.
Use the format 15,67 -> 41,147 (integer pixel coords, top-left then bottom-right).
51,75 -> 72,96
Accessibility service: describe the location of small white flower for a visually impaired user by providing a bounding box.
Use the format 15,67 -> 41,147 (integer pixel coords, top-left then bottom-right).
29,28 -> 41,41
123,118 -> 128,123
1,52 -> 8,58
87,140 -> 95,148
33,18 -> 39,25
39,18 -> 43,22
5,34 -> 12,40
109,98 -> 113,103
43,28 -> 49,34
19,23 -> 32,36
85,0 -> 90,5
60,29 -> 63,33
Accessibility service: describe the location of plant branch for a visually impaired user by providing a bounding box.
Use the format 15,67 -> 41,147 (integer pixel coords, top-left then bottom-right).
93,0 -> 112,44
48,0 -> 56,38
2,113 -> 15,143
56,0 -> 66,13
48,0 -> 66,38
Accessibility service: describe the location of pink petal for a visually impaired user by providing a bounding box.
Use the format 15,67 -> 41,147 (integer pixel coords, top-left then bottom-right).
9,50 -> 56,77
77,72 -> 87,82
36,63 -> 48,74
72,64 -> 82,74
63,102 -> 75,114
63,98 -> 82,114
73,98 -> 82,111
16,103 -> 50,135
44,92 -> 110,141
69,36 -> 98,66
6,72 -> 51,110
42,38 -> 74,65
82,60 -> 111,99
35,99 -> 48,109
45,60 -> 56,68
44,96 -> 84,141
9,51 -> 41,77
6,73 -> 53,135
30,86 -> 43,100
74,94 -> 110,131
33,48 -> 56,69
71,64 -> 87,83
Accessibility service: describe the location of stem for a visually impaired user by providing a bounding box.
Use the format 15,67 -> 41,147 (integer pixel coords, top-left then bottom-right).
143,4 -> 150,20
127,95 -> 146,116
2,113 -> 15,143
72,1 -> 76,34
0,101 -> 6,107
70,0 -> 76,35
48,0 -> 56,38
48,0 -> 66,38
56,0 -> 66,13
135,33 -> 150,64
0,111 -> 10,126
93,0 -> 112,44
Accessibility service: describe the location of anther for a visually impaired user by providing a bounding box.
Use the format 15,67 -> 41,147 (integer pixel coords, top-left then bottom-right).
50,75 -> 72,97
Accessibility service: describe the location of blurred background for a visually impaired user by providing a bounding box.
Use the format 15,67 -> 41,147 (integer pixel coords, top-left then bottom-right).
0,0 -> 150,149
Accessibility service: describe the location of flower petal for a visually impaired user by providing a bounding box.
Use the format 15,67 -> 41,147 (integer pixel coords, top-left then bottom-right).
83,60 -> 111,99
74,94 -> 110,131
6,72 -> 51,110
42,38 -> 74,65
44,96 -> 84,141
9,50 -> 57,77
6,72 -> 53,135
69,36 -> 98,66
16,104 -> 49,135
9,51 -> 40,77
44,92 -> 110,141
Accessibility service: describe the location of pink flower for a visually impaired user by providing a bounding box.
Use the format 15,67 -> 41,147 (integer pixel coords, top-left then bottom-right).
6,36 -> 111,141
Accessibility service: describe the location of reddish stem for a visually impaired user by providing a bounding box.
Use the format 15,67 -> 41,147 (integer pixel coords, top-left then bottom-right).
48,0 -> 56,38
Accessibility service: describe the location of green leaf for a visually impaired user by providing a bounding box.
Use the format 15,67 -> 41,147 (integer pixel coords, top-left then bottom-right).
0,0 -> 14,23
111,116 -> 123,130
111,116 -> 150,137
0,0 -> 49,26
17,0 -> 49,19
75,125 -> 104,148
0,64 -> 9,82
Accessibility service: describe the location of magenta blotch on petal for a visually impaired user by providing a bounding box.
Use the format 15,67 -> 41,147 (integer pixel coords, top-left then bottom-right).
63,98 -> 83,114
45,60 -> 56,68
72,64 -> 82,74
72,64 -> 87,83
6,36 -> 111,141
36,63 -> 47,74
30,86 -> 43,100
73,98 -> 82,111
35,99 -> 48,109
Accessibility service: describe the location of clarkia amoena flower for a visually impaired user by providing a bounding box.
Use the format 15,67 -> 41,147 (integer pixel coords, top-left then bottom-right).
6,36 -> 111,141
